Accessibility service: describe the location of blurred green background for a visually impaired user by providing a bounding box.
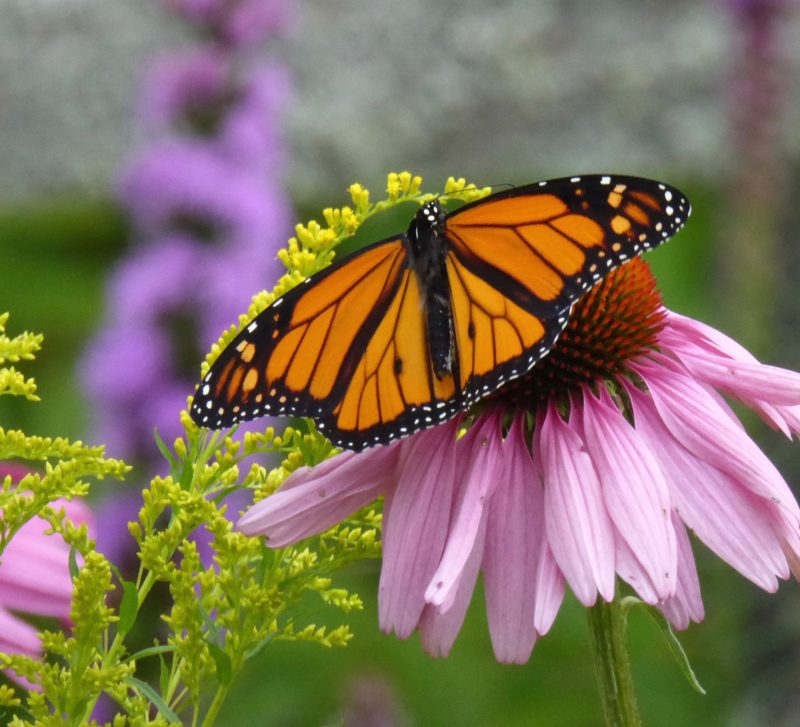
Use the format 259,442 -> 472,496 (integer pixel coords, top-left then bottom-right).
2,0 -> 800,725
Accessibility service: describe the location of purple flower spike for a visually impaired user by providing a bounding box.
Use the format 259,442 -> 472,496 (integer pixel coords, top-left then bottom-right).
81,0 -> 294,580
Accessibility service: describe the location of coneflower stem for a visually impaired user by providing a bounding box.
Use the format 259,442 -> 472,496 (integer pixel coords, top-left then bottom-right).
587,597 -> 642,727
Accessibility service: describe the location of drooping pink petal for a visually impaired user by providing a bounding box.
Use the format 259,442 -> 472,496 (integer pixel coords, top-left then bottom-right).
379,421 -> 458,639
664,309 -> 767,362
0,498 -> 93,619
424,413 -> 504,609
750,401 -> 794,438
629,385 -> 792,590
482,419 -> 542,664
660,326 -> 800,405
533,543 -> 566,636
580,390 -> 677,601
662,311 -> 800,436
0,539 -> 73,617
658,515 -> 704,630
236,444 -> 400,545
0,608 -> 40,656
771,403 -> 800,438
782,540 -> 800,581
418,513 -> 488,659
536,401 -> 615,606
635,355 -> 800,524
615,534 -> 659,604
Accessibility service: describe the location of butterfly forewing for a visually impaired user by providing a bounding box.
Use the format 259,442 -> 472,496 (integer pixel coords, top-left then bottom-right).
192,237 -> 409,430
443,175 -> 689,405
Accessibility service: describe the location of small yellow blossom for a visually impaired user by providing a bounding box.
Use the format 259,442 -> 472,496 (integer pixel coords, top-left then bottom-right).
348,183 -> 370,212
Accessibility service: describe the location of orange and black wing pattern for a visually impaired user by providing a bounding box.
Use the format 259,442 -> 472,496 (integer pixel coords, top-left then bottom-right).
442,174 -> 689,406
190,174 -> 689,450
190,236 -> 461,449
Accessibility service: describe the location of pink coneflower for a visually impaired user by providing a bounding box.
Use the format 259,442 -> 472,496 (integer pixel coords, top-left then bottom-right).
0,465 -> 93,684
237,258 -> 800,663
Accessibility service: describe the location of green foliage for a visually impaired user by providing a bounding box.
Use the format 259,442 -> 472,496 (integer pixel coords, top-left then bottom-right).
0,312 -> 42,401
1,173 -> 479,725
0,313 -> 128,556
622,597 -> 706,695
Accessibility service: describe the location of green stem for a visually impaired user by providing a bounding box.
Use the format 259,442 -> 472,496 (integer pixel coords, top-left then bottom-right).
201,682 -> 232,727
587,598 -> 642,727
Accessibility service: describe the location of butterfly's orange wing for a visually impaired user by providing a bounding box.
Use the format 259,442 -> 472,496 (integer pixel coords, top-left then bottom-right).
191,236 -> 459,449
192,174 -> 689,450
443,175 -> 689,405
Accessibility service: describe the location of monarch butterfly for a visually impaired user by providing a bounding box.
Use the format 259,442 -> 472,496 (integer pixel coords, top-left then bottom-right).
190,174 -> 689,450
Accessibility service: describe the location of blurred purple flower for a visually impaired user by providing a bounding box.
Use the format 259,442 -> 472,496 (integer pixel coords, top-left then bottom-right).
218,64 -> 291,171
82,238 -> 201,460
139,53 -> 291,173
119,142 -> 273,239
138,50 -> 229,133
166,0 -> 294,48
81,0 -> 294,566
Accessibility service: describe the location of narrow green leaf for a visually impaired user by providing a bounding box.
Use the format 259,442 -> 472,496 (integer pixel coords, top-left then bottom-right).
207,642 -> 232,685
127,676 -> 181,723
118,579 -> 139,635
68,545 -> 79,580
178,460 -> 194,490
159,652 -> 170,696
644,605 -> 706,694
153,428 -> 177,473
69,699 -> 91,727
244,631 -> 276,660
196,602 -> 220,639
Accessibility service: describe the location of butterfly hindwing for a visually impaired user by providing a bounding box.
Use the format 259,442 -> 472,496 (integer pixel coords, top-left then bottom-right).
330,266 -> 459,448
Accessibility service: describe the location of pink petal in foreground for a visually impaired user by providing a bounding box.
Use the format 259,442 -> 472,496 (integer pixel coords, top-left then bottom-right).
661,311 -> 800,437
659,515 -> 704,630
0,498 -> 93,619
424,413 -> 504,609
379,421 -> 458,639
0,608 -> 41,656
236,444 -> 399,545
482,419 -> 543,663
537,401 -> 615,606
774,404 -> 800,437
664,310 -> 771,363
581,390 -> 677,601
614,534 -> 660,604
418,513 -> 488,659
533,543 -> 566,636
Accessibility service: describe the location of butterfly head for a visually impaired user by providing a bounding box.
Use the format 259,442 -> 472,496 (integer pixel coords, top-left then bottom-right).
406,200 -> 447,258
417,200 -> 447,227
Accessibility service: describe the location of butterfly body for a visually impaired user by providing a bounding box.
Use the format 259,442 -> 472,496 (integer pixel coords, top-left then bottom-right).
404,201 -> 456,379
191,174 -> 690,450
